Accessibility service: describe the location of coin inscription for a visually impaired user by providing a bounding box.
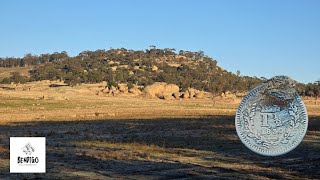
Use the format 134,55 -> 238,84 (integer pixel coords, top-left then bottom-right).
235,76 -> 308,156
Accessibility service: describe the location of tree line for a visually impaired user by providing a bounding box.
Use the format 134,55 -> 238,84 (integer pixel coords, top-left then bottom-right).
0,51 -> 69,67
0,47 -> 319,97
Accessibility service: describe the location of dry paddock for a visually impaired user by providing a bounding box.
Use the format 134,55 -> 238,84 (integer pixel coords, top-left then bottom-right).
0,83 -> 319,179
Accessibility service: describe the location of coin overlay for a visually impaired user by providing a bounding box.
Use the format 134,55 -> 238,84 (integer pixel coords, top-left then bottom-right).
235,76 -> 308,156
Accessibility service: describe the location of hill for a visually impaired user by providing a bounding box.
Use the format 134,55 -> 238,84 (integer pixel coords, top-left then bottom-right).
0,47 -> 319,97
0,48 -> 262,94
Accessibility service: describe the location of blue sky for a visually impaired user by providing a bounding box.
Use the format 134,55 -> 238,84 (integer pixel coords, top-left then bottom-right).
0,0 -> 319,83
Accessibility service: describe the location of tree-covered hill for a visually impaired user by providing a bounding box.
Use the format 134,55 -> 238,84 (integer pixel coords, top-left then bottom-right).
0,47 -> 319,97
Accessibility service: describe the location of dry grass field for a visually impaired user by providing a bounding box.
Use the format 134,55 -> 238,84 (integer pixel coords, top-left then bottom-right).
0,81 -> 319,179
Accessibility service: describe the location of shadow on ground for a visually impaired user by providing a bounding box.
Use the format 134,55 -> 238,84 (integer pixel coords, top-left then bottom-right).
0,115 -> 319,179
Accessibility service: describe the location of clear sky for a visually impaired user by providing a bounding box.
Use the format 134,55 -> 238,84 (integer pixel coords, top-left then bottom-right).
0,0 -> 319,83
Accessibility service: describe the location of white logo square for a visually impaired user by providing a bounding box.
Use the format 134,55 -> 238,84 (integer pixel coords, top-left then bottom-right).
10,137 -> 46,173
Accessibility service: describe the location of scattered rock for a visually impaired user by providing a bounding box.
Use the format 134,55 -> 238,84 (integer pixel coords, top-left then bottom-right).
102,87 -> 110,93
118,84 -> 128,93
182,91 -> 190,99
111,90 -> 120,96
173,92 -> 181,99
110,86 -> 117,91
129,87 -> 142,95
168,63 -> 181,67
111,66 -> 117,71
119,65 -> 129,68
225,91 -> 232,95
152,65 -> 158,71
220,91 -> 240,102
195,91 -> 205,99
187,88 -> 198,98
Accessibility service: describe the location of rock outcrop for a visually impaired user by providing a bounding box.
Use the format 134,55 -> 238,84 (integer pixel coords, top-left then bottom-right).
144,83 -> 179,99
129,86 -> 142,95
118,84 -> 128,93
173,92 -> 181,99
220,91 -> 240,103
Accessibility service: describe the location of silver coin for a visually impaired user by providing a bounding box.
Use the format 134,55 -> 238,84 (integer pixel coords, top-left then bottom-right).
235,76 -> 308,156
